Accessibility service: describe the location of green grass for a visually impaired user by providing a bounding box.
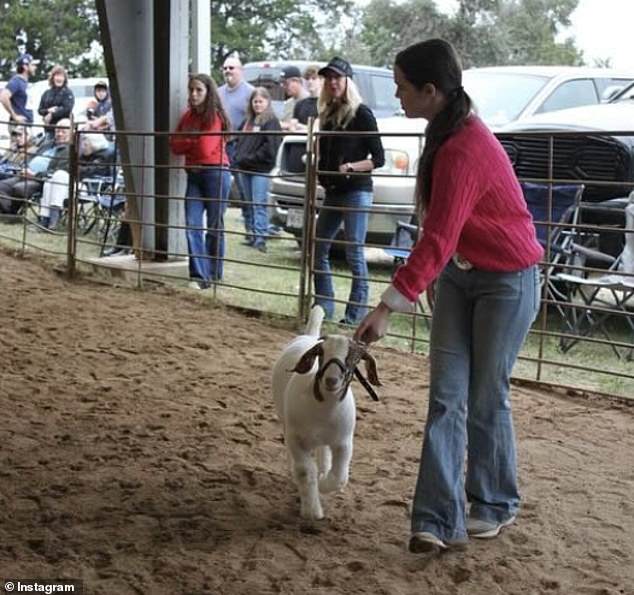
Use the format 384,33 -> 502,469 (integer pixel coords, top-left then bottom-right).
1,208 -> 631,399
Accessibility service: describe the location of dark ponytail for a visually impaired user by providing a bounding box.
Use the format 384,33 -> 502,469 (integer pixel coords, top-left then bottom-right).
395,39 -> 472,214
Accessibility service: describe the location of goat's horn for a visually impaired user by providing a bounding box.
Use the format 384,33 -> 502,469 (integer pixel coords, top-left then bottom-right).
361,351 -> 381,387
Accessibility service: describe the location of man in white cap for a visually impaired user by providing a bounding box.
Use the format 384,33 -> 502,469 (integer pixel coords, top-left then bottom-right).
0,53 -> 40,124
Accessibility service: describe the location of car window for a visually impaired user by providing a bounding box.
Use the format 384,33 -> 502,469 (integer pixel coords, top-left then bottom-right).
463,71 -> 548,127
613,81 -> 634,102
596,77 -> 633,101
537,79 -> 598,114
368,74 -> 400,116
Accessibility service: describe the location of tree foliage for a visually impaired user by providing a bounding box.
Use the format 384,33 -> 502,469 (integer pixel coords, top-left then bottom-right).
0,0 -> 585,86
0,0 -> 103,81
357,0 -> 583,69
210,0 -> 354,77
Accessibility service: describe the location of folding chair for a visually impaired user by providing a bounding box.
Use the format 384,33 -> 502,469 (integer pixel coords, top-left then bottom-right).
553,192 -> 634,360
520,182 -> 586,323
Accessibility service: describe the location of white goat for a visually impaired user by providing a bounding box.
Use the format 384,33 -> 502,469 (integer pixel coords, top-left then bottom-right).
272,305 -> 381,520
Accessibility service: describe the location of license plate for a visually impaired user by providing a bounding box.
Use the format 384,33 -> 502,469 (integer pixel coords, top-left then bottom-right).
286,208 -> 304,229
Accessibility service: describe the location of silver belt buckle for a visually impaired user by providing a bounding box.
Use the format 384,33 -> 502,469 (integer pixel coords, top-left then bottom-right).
453,253 -> 473,271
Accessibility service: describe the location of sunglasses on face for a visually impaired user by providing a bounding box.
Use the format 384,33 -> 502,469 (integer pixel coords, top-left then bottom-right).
223,66 -> 236,71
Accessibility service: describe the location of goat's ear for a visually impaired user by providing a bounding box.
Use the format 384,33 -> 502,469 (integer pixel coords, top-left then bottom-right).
361,352 -> 382,386
293,342 -> 323,374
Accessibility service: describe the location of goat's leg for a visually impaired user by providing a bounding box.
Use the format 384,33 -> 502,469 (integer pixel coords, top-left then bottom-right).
316,445 -> 332,480
287,437 -> 323,520
319,438 -> 352,493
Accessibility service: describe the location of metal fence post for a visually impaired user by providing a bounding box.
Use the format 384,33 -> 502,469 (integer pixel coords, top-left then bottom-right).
66,125 -> 80,278
534,135 -> 555,381
298,118 -> 318,325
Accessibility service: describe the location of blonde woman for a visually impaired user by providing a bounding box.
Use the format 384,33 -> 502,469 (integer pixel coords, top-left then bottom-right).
314,57 -> 385,325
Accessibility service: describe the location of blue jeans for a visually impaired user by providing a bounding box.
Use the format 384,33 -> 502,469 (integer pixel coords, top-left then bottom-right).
313,190 -> 372,324
238,172 -> 270,246
184,167 -> 231,283
411,261 -> 540,542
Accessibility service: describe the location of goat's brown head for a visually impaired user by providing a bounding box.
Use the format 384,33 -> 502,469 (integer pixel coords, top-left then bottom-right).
292,335 -> 381,402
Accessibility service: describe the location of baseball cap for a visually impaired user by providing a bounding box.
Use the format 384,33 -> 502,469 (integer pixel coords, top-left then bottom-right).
279,65 -> 302,81
16,53 -> 40,68
318,57 -> 353,78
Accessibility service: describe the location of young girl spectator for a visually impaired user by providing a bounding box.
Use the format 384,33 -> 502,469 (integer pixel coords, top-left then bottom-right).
170,73 -> 231,289
354,39 -> 543,554
84,81 -> 113,133
314,56 -> 385,325
233,87 -> 282,253
38,65 -> 75,136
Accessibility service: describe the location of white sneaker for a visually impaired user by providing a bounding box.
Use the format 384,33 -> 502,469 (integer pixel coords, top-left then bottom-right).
188,281 -> 203,290
467,515 -> 516,538
408,532 -> 447,554
408,531 -> 468,553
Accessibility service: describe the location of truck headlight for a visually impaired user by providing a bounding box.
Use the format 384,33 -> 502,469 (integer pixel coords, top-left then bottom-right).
378,150 -> 410,175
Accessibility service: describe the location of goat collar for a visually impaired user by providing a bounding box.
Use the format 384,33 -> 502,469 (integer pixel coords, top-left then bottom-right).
313,357 -> 355,402
313,350 -> 380,403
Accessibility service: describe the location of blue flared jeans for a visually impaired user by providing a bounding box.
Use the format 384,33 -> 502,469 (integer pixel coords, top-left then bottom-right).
313,190 -> 372,324
411,261 -> 541,542
184,167 -> 231,283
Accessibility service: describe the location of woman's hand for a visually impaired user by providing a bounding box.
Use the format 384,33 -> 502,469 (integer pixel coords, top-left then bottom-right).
354,302 -> 392,344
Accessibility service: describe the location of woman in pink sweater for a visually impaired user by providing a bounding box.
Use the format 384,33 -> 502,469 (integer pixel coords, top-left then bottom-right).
354,39 -> 543,554
171,74 -> 231,288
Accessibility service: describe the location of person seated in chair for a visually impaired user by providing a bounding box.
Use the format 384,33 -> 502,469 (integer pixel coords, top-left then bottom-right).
78,133 -> 115,179
0,119 -> 71,219
0,125 -> 38,180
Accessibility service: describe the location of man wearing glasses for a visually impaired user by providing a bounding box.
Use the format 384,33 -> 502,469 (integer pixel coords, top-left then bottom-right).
218,56 -> 254,133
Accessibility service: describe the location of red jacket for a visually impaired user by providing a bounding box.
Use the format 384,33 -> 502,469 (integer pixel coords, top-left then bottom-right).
170,109 -> 229,167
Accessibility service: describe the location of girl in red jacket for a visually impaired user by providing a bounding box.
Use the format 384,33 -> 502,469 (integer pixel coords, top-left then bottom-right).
355,39 -> 543,554
170,74 -> 231,288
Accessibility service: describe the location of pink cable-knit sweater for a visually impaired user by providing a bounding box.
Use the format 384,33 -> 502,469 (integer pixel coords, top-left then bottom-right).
383,115 -> 543,310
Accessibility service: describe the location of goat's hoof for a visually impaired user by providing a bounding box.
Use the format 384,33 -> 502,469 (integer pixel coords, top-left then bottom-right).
300,506 -> 324,521
319,475 -> 346,494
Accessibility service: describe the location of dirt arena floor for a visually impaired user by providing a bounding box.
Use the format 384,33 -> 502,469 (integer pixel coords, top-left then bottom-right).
0,250 -> 633,595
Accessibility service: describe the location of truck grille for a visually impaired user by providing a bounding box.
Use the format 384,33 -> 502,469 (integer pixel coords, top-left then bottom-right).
281,142 -> 306,174
499,134 -> 634,202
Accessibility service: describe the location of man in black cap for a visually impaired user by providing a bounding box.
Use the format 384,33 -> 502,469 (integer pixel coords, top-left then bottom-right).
279,64 -> 308,131
0,53 -> 40,124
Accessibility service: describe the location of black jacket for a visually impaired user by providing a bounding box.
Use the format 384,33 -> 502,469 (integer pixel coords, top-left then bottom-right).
293,97 -> 318,125
38,86 -> 75,126
233,117 -> 282,173
318,103 -> 385,193
79,147 -> 116,179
